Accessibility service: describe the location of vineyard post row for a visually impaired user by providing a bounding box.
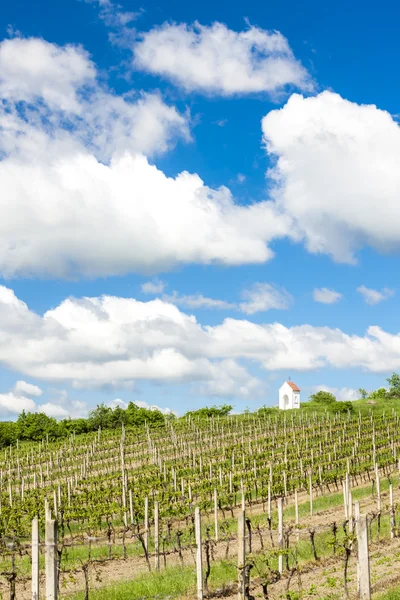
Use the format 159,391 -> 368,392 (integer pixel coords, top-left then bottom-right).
27,497 -> 375,599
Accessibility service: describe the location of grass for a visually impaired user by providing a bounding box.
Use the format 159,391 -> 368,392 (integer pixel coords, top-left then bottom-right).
62,560 -> 236,600
379,588 -> 400,599
0,470 -> 393,579
63,508 -> 391,599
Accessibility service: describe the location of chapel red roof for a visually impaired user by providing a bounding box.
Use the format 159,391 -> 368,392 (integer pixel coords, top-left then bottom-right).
286,381 -> 300,392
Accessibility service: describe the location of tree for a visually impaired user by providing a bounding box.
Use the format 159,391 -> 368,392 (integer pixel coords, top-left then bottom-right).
87,404 -> 114,430
16,411 -> 58,441
386,373 -> 400,397
186,405 -> 233,419
358,388 -> 368,399
309,391 -> 337,405
369,387 -> 387,400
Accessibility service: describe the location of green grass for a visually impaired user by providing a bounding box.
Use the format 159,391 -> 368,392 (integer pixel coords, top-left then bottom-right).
62,560 -> 236,600
378,587 -> 400,599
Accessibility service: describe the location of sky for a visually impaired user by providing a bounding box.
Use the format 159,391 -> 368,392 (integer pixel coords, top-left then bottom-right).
0,0 -> 400,418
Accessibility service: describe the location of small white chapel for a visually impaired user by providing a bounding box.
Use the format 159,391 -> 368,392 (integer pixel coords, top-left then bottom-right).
279,380 -> 301,410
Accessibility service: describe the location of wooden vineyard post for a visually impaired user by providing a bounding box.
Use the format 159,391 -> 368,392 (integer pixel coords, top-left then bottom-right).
354,501 -> 360,520
195,507 -> 203,600
267,481 -> 271,520
390,484 -> 395,539
129,489 -> 134,525
343,480 -> 348,519
144,497 -> 149,553
295,489 -> 299,541
237,509 -> 246,600
356,514 -> 371,600
278,496 -> 284,574
348,491 -> 353,533
375,466 -> 381,512
45,519 -> 58,600
32,517 -> 40,600
154,500 -> 160,571
214,488 -> 219,541
309,473 -> 313,516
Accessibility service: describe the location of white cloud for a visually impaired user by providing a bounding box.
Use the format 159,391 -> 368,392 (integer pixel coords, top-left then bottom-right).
38,402 -> 69,418
86,0 -> 140,47
2,286 -> 400,405
239,283 -> 292,314
0,37 -> 96,112
312,385 -> 360,402
0,393 -> 36,414
357,285 -> 394,305
0,149 -> 290,278
141,279 -> 167,294
262,91 -> 400,263
0,383 -> 88,418
133,22 -> 312,96
163,291 -> 235,310
0,36 -> 294,279
13,380 -> 43,397
313,288 -> 343,304
108,398 -> 128,409
163,284 -> 291,314
0,37 -> 189,162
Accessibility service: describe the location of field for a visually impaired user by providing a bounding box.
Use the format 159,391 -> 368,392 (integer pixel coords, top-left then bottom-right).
2,399 -> 400,599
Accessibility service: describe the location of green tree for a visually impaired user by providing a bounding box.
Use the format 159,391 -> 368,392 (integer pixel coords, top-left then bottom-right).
186,404 -> 233,419
333,401 -> 354,414
358,388 -> 368,399
386,373 -> 400,397
16,411 -> 58,441
87,404 -> 114,430
309,390 -> 337,405
369,387 -> 387,400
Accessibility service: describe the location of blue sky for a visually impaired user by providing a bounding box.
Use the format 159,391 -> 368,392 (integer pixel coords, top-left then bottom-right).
0,0 -> 399,417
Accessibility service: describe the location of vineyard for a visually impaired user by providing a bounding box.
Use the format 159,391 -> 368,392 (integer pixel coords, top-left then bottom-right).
2,403 -> 400,599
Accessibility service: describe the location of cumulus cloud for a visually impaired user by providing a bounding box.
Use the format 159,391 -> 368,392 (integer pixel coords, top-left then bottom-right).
1,286 -> 400,405
0,393 -> 36,414
313,288 -> 343,304
0,150 -> 290,278
38,402 -> 69,418
357,285 -> 394,305
262,91 -> 400,262
0,35 -> 292,279
239,283 -> 292,314
0,37 -> 189,161
133,22 -> 312,96
141,279 -> 167,294
0,37 -> 95,112
13,380 -> 43,397
0,382 -> 88,419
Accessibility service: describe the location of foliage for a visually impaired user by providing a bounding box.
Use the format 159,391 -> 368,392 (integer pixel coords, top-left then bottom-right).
0,401 -> 168,448
386,372 -> 400,397
369,387 -> 387,400
308,391 -> 337,405
185,404 -> 233,419
332,401 -> 353,414
358,388 -> 368,399
16,411 -> 58,441
257,405 -> 280,416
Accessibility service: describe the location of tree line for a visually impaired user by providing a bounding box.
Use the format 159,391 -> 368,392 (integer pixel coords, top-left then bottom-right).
0,372 -> 399,448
